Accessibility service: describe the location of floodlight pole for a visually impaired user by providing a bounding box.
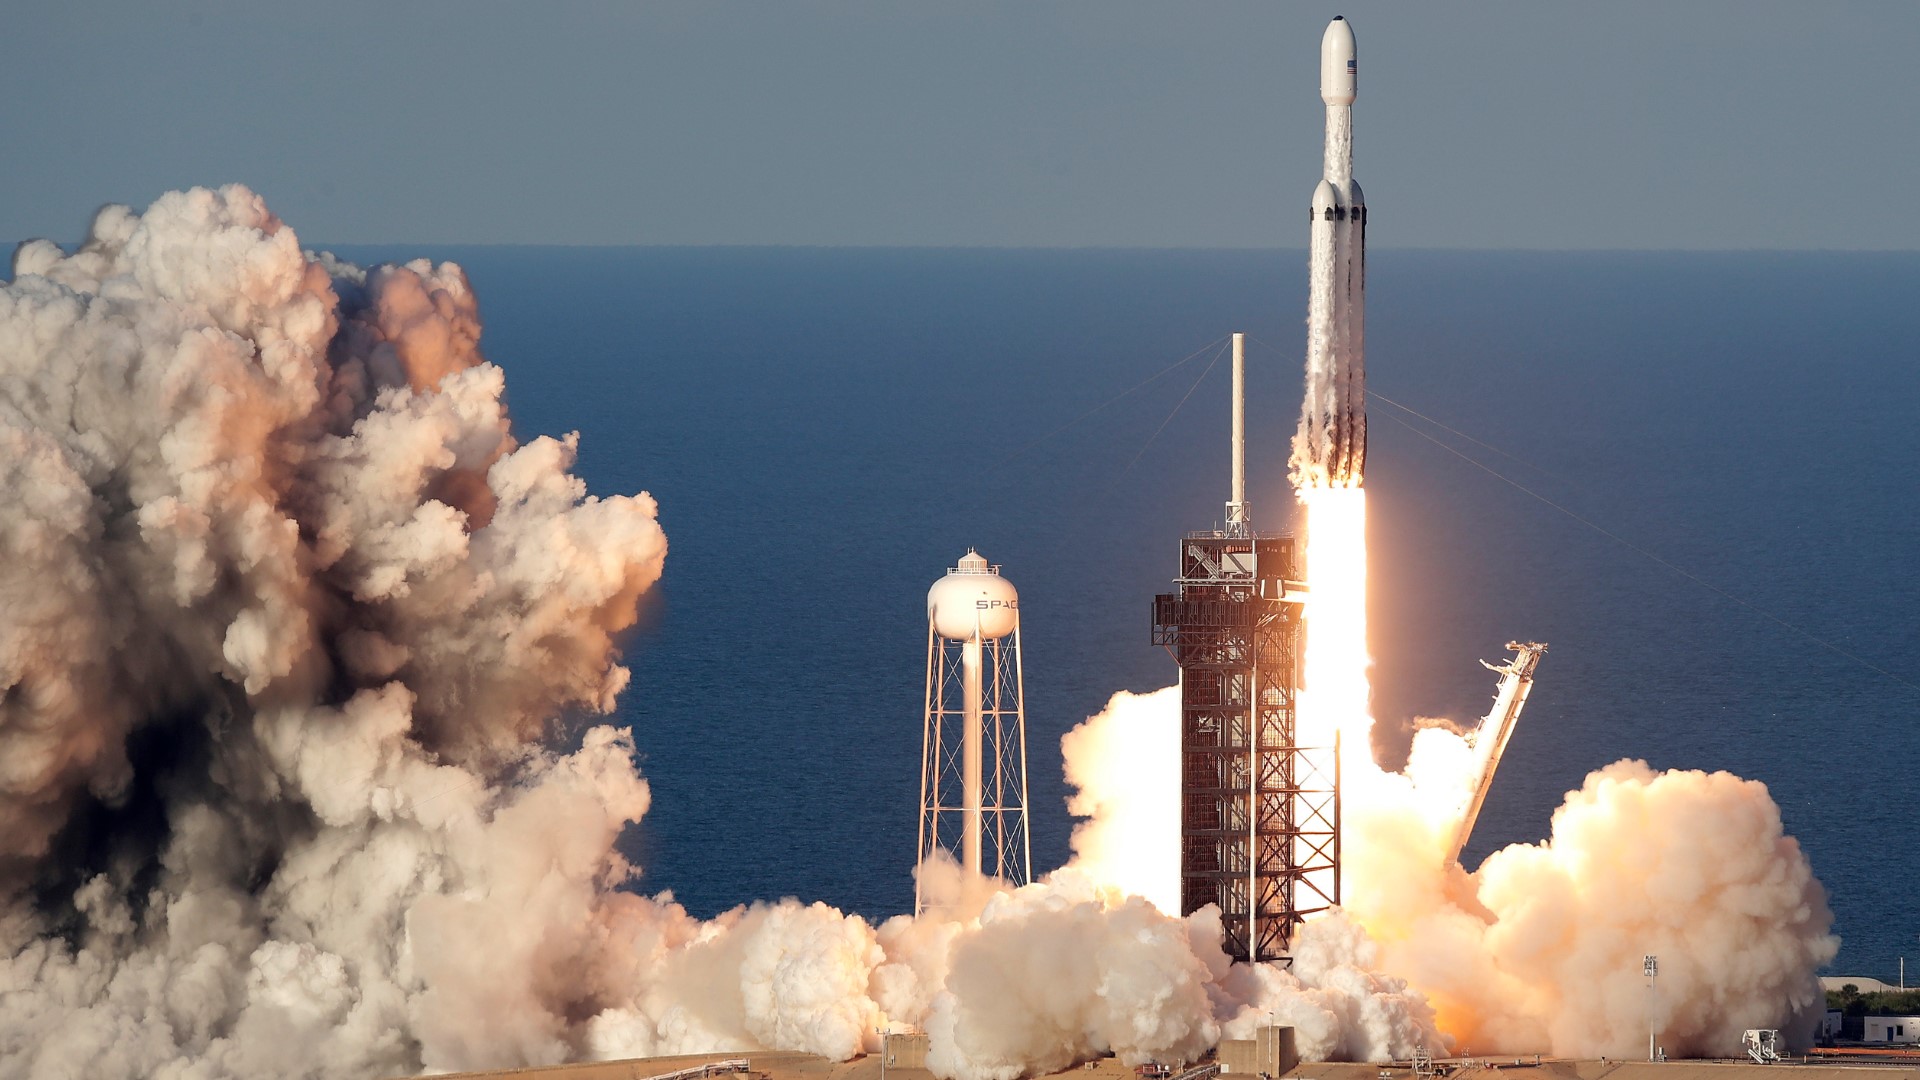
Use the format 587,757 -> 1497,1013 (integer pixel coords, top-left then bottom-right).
1644,955 -> 1660,1061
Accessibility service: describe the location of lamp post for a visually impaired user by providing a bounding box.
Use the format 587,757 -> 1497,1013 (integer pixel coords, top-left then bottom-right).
1261,1012 -> 1274,1079
1644,955 -> 1659,1061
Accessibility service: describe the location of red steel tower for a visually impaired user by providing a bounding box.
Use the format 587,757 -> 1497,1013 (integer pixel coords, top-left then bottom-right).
1149,334 -> 1338,963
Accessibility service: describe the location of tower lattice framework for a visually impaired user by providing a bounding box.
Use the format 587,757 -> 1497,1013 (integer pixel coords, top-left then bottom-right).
1152,532 -> 1337,963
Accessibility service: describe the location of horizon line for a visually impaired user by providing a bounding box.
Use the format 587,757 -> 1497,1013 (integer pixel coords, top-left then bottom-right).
288,242 -> 1920,256
12,239 -> 1920,258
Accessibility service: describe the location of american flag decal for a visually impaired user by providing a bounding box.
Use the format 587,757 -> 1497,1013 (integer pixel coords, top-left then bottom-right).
1347,60 -> 1356,72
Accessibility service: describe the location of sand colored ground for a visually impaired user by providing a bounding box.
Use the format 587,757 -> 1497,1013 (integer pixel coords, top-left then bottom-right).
1294,1062 -> 1920,1080
421,1055 -> 1920,1080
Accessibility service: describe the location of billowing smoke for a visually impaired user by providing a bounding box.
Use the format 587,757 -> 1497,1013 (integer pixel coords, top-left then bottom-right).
0,187 -> 1435,1080
1060,687 -> 1180,914
896,865 -> 1439,1078
0,185 -> 671,1077
0,186 -> 1834,1080
1350,754 -> 1838,1056
1057,695 -> 1443,1066
1061,685 -> 1839,1060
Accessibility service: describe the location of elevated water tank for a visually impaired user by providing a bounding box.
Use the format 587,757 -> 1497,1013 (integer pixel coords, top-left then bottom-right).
927,550 -> 1019,641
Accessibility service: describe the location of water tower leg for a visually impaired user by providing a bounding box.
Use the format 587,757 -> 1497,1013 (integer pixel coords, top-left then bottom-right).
962,636 -> 983,876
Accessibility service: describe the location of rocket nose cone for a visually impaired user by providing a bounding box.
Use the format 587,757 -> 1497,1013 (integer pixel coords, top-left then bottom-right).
1321,17 -> 1357,105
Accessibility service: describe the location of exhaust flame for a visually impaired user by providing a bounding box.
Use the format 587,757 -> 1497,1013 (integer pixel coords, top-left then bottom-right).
1064,479 -> 1837,1060
1298,486 -> 1372,758
1292,480 -> 1836,1056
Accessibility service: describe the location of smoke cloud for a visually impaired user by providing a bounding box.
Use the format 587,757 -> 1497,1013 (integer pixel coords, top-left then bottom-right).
0,188 -> 1430,1080
0,185 -> 672,1078
0,187 -> 1835,1080
1061,687 -> 1181,915
1061,686 -> 1839,1061
1353,755 -> 1839,1057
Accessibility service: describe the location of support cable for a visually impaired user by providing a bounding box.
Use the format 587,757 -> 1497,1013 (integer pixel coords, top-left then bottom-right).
1374,408 -> 1920,695
1239,334 -> 1914,694
1122,339 -> 1231,476
994,334 -> 1229,470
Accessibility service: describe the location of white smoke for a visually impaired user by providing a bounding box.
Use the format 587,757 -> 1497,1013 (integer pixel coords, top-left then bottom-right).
1060,684 -> 1839,1062
0,185 -> 673,1079
0,186 -> 1835,1080
1356,755 -> 1838,1057
1060,687 -> 1180,914
1058,692 -> 1444,1068
0,187 -> 1430,1080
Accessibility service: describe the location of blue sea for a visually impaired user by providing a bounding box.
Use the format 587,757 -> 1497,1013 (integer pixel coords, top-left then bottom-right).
334,246 -> 1920,979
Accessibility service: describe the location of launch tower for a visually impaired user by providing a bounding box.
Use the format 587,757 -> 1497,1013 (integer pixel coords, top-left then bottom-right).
1152,336 -> 1337,964
918,552 -> 1031,912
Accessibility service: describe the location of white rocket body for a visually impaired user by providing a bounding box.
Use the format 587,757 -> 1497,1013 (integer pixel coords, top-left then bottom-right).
1320,17 -> 1356,106
1296,16 -> 1367,487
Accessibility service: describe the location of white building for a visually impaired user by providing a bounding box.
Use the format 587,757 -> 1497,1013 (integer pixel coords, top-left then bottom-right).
1864,1016 -> 1920,1044
1822,1010 -> 1844,1039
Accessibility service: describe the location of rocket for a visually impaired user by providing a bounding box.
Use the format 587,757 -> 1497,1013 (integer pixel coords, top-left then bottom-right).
1294,16 -> 1367,488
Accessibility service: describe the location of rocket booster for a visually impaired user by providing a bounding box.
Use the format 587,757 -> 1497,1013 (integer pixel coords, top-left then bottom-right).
1295,16 -> 1367,487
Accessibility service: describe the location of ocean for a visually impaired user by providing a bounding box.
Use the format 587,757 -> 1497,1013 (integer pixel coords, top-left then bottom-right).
333,245 -> 1920,979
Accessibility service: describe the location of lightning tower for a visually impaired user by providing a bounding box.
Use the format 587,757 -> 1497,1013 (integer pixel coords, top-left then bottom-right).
1152,335 -> 1338,964
918,551 -> 1031,912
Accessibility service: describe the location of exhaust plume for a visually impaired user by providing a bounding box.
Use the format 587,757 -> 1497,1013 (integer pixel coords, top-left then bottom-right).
1061,682 -> 1837,1060
1060,687 -> 1181,915
1279,479 -> 1834,1059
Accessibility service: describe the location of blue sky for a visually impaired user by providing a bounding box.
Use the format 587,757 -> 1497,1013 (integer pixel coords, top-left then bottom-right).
4,2 -> 1916,249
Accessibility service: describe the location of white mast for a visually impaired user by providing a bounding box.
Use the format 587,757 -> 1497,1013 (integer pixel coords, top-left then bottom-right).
961,636 -> 983,875
1227,332 -> 1248,535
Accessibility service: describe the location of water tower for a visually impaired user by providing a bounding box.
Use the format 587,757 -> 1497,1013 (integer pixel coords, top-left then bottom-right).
918,551 -> 1031,912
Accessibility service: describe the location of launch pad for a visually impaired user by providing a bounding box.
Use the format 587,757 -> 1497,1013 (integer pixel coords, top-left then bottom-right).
1148,13 -> 1368,965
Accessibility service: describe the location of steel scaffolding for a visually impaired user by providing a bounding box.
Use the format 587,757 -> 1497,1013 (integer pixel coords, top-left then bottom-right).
1152,531 -> 1336,964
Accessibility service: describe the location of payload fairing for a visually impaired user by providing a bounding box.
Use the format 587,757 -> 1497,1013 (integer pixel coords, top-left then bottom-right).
1295,16 -> 1367,488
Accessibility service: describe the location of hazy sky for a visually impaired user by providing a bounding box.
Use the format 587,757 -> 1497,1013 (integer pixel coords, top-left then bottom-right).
5,2 -> 1918,249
